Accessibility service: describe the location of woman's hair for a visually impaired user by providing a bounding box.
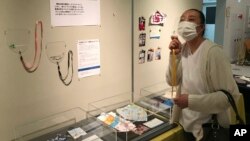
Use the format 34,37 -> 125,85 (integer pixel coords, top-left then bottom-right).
187,9 -> 206,36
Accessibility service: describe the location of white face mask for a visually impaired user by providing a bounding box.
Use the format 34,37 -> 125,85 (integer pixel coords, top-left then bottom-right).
177,21 -> 199,41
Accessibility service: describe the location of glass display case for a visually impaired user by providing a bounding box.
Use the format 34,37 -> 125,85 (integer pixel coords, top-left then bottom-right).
136,82 -> 174,119
88,92 -> 177,141
14,107 -> 115,141
14,82 -> 179,141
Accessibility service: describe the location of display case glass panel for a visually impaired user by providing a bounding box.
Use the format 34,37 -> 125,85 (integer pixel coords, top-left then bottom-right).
14,107 -> 115,141
88,92 -> 177,141
136,82 -> 174,120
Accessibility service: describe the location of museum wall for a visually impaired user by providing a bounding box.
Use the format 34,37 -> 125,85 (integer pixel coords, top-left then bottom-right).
0,0 -> 132,140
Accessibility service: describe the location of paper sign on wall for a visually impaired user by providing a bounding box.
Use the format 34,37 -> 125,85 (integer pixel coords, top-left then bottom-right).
50,0 -> 100,26
77,39 -> 100,78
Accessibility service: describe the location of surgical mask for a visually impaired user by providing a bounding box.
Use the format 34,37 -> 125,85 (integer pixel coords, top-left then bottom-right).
177,21 -> 199,41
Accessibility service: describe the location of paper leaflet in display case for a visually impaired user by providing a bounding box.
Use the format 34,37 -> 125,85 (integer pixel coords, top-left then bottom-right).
88,91 -> 177,141
14,107 -> 115,141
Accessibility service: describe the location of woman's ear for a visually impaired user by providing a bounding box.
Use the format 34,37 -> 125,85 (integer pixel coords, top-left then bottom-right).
199,24 -> 205,36
200,24 -> 205,32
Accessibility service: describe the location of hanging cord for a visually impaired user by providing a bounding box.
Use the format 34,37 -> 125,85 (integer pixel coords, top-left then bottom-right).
19,21 -> 43,73
171,49 -> 177,98
170,49 -> 177,119
171,32 -> 177,98
56,50 -> 73,86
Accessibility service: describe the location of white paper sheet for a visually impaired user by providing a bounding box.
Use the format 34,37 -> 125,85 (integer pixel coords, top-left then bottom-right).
77,39 -> 100,78
143,118 -> 163,128
50,0 -> 100,26
67,127 -> 87,139
82,135 -> 103,141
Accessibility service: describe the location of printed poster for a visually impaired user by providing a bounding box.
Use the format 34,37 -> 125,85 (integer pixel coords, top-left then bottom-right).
77,39 -> 100,78
50,0 -> 100,26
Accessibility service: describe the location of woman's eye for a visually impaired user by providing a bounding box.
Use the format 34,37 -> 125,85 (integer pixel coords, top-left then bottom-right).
188,18 -> 196,22
180,18 -> 185,22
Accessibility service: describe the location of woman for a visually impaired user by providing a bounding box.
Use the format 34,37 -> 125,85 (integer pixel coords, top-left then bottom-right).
166,9 -> 240,141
